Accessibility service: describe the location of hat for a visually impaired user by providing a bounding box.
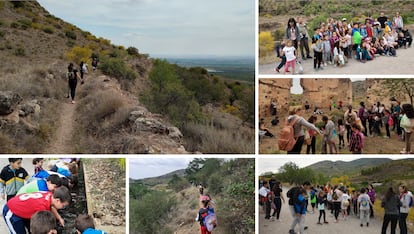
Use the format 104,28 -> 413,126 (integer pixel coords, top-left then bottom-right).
374,21 -> 380,26
342,18 -> 347,21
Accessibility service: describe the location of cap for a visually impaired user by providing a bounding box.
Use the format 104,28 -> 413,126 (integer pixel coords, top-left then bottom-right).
374,21 -> 380,25
342,18 -> 347,21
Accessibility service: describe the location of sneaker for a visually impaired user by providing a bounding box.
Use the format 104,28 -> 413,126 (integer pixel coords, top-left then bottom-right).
275,68 -> 280,73
367,223 -> 369,227
289,229 -> 295,234
360,224 -> 363,227
317,222 -> 322,225
384,136 -> 390,138
304,226 -> 308,230
307,56 -> 312,59
324,221 -> 329,224
66,95 -> 70,98
324,63 -> 327,66
71,100 -> 75,104
334,220 -> 338,223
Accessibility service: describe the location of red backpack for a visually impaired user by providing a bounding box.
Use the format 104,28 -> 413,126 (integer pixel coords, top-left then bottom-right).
278,117 -> 300,151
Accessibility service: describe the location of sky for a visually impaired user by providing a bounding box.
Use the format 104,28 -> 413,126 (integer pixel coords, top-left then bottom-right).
290,78 -> 366,94
258,156 -> 404,175
129,158 -> 194,180
37,0 -> 255,58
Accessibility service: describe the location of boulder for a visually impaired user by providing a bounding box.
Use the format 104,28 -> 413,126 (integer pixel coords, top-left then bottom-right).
0,91 -> 22,115
19,100 -> 41,117
128,107 -> 148,122
168,126 -> 183,141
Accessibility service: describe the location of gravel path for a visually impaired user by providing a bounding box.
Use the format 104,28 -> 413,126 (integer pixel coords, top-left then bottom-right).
259,46 -> 414,75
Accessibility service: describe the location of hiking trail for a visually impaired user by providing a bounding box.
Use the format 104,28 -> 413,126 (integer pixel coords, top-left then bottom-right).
260,187 -> 389,234
45,100 -> 76,154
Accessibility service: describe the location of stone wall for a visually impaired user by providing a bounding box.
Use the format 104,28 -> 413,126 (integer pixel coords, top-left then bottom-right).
258,78 -> 292,117
365,79 -> 412,108
301,78 -> 352,109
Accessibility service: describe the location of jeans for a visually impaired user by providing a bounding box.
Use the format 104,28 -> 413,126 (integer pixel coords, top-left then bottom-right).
306,136 -> 316,154
288,136 -> 305,154
399,212 -> 408,234
272,197 -> 282,219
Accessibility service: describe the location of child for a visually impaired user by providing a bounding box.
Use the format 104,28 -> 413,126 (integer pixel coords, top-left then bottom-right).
32,158 -> 44,174
75,214 -> 108,234
358,188 -> 373,227
312,29 -> 323,71
0,158 -> 29,201
275,39 -> 287,73
349,124 -> 364,154
17,174 -> 62,195
333,41 -> 347,67
322,35 -> 332,66
317,191 -> 329,224
294,188 -> 307,233
341,190 -> 351,220
198,196 -> 216,234
310,187 -> 317,214
383,110 -> 393,138
282,39 -> 296,74
338,119 -> 345,149
3,186 -> 71,233
30,211 -> 57,234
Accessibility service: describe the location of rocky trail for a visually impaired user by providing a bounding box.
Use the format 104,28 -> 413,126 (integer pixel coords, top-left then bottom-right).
259,45 -> 414,75
260,187 -> 384,234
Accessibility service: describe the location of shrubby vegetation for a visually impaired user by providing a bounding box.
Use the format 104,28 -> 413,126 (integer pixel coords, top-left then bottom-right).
130,158 -> 255,234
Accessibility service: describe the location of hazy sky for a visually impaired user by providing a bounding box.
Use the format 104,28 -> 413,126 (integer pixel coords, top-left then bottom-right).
37,0 -> 255,58
129,158 -> 194,179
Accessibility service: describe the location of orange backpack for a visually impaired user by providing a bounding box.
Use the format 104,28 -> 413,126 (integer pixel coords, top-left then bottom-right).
278,117 -> 299,151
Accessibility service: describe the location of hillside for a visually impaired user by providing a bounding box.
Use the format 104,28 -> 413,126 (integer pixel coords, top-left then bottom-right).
0,1 -> 254,153
352,80 -> 365,101
130,169 -> 186,186
306,158 -> 392,177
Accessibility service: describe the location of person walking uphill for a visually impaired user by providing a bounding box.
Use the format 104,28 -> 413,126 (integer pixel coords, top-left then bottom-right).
286,108 -> 322,154
67,63 -> 81,104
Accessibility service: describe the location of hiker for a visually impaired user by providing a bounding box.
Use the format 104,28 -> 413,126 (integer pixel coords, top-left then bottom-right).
197,196 -> 216,234
259,181 -> 271,220
282,39 -> 297,75
399,185 -> 412,234
270,99 -> 277,116
271,181 -> 285,221
332,185 -> 343,223
358,187 -> 373,227
67,63 -> 81,104
400,103 -> 414,154
17,174 -> 62,195
337,119 -> 345,149
32,158 -> 44,174
259,118 -> 274,138
322,115 -> 338,154
286,108 -> 322,154
0,158 -> 29,201
316,190 -> 328,225
79,61 -> 88,80
344,105 -> 358,144
306,116 -> 317,154
367,184 -> 376,218
287,181 -> 311,234
358,102 -> 369,136
285,18 -> 300,49
381,187 -> 401,234
91,57 -> 98,71
199,184 -> 204,195
297,17 -> 312,60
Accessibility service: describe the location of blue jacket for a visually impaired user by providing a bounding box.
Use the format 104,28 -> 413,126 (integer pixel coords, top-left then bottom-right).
294,194 -> 307,214
83,228 -> 107,234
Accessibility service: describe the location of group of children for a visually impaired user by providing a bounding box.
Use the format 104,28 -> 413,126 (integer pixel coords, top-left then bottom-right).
276,13 -> 413,73
0,158 -> 106,234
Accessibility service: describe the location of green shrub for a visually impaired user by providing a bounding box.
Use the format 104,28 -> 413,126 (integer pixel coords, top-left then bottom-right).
10,1 -> 24,8
14,47 -> 25,56
10,22 -> 19,28
99,57 -> 137,80
65,30 -> 77,40
17,19 -> 32,29
126,46 -> 139,56
42,26 -> 54,34
66,40 -> 76,48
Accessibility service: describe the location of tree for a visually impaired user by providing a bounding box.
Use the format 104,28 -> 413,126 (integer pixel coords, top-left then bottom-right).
278,162 -> 315,185
383,79 -> 414,105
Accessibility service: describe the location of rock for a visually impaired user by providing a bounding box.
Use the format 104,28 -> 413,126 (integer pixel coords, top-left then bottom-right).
0,111 -> 19,125
133,117 -> 168,134
168,126 -> 183,141
259,79 -> 292,117
128,108 -> 148,122
19,100 -> 41,117
0,91 -> 22,115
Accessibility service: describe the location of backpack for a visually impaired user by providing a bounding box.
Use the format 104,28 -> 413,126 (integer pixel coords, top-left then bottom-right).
346,113 -> 355,124
67,71 -> 75,80
332,191 -> 339,200
287,187 -> 300,205
388,116 -> 394,126
200,208 -> 217,232
271,117 -> 279,126
278,117 -> 300,151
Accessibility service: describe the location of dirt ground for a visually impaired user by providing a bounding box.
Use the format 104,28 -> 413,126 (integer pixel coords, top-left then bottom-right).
259,111 -> 409,154
259,45 -> 414,75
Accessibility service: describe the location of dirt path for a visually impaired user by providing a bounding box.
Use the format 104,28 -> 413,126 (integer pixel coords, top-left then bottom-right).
44,93 -> 77,153
259,187 -> 384,234
259,46 -> 414,75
